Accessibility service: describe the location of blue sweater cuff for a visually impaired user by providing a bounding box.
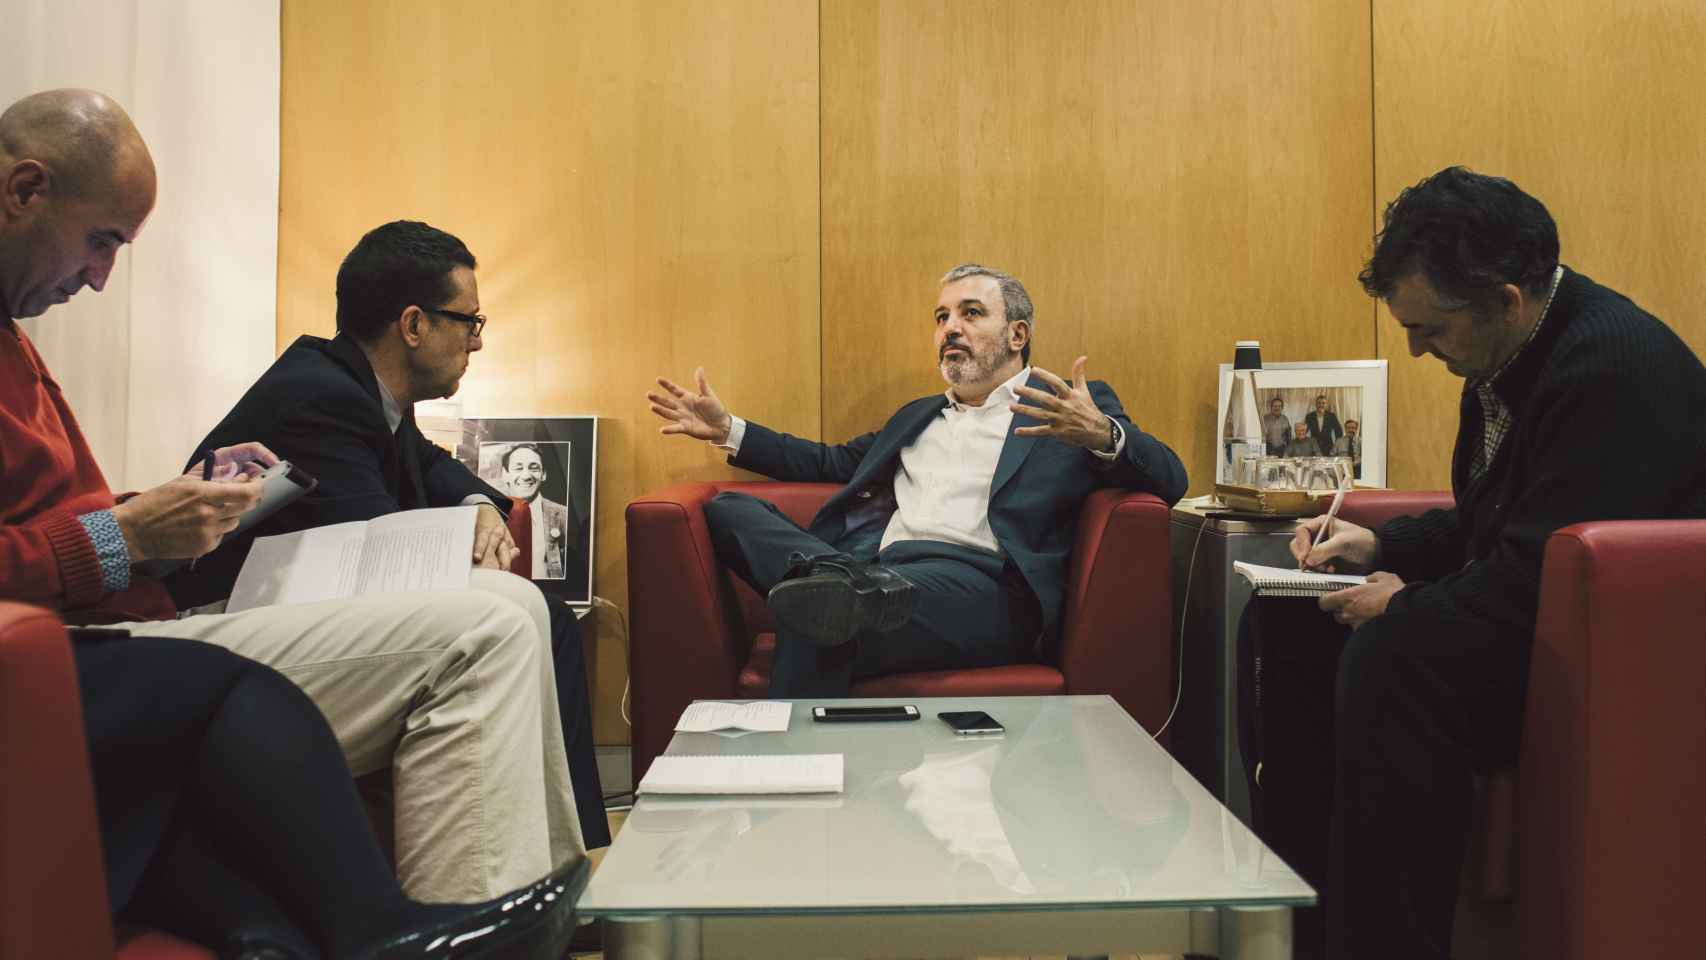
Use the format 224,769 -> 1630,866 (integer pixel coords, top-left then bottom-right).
77,509 -> 132,594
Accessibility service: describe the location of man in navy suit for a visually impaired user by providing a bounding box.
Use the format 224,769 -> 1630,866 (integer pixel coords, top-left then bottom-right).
648,264 -> 1187,697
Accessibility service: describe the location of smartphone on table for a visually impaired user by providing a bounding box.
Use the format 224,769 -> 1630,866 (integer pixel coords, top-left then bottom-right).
938,710 -> 1004,736
812,704 -> 920,722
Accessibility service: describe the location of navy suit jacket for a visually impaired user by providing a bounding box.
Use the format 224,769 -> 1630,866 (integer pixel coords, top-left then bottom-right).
165,333 -> 505,607
730,376 -> 1187,640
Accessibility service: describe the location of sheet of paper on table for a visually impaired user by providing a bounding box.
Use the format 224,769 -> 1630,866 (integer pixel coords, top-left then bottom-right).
674,700 -> 792,734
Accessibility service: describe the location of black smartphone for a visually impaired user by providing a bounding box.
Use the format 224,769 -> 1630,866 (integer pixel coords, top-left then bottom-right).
811,704 -> 920,723
938,710 -> 1004,736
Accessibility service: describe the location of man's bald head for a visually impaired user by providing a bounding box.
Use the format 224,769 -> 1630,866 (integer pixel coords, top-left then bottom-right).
0,89 -> 154,200
0,90 -> 157,320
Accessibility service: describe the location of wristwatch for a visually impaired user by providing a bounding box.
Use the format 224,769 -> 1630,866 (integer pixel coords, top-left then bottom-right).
1104,416 -> 1118,454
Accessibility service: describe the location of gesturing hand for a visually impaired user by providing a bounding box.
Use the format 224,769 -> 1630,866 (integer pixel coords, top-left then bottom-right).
1011,356 -> 1115,452
112,474 -> 266,563
472,503 -> 519,571
648,367 -> 733,444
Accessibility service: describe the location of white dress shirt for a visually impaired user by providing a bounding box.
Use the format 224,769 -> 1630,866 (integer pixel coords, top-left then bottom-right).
718,365 -> 1124,557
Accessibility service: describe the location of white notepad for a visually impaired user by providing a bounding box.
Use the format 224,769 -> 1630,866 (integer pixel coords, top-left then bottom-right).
675,701 -> 791,734
637,754 -> 844,796
1233,561 -> 1366,597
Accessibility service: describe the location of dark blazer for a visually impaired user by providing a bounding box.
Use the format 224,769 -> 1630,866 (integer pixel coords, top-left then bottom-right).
165,334 -> 505,608
1305,410 -> 1343,455
730,376 -> 1187,638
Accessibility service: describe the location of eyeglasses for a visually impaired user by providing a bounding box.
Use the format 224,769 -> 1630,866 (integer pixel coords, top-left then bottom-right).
428,308 -> 487,338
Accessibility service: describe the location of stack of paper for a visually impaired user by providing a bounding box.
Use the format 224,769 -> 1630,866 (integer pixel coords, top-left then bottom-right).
637,754 -> 844,796
674,701 -> 791,734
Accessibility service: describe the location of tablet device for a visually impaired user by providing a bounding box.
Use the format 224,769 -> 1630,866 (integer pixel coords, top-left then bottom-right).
135,461 -> 318,577
229,460 -> 318,537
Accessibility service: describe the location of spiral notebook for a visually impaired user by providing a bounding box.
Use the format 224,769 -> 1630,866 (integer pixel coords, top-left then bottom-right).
637,754 -> 844,796
1233,561 -> 1365,597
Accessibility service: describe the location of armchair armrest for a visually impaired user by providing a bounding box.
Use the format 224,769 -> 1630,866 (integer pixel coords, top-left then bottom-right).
0,602 -> 115,959
1338,489 -> 1454,530
625,481 -> 837,785
1519,520 -> 1706,958
1060,490 -> 1175,738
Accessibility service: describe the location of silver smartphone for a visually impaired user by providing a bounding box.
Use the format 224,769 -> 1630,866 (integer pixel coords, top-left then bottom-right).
938,710 -> 1004,736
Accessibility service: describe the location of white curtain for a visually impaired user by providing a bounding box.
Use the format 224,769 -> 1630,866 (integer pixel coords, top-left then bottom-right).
2,0 -> 279,491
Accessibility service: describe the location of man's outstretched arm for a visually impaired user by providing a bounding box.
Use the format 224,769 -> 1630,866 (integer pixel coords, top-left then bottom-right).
647,367 -> 874,483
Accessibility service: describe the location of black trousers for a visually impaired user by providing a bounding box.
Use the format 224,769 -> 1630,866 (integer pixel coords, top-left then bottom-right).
1241,599 -> 1530,960
75,630 -> 425,958
544,601 -> 610,847
701,492 -> 1037,698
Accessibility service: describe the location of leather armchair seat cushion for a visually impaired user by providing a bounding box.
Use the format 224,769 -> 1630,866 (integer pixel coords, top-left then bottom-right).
735,632 -> 1067,699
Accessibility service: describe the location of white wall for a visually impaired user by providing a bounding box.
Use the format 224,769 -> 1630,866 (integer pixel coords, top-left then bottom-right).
1,0 -> 279,490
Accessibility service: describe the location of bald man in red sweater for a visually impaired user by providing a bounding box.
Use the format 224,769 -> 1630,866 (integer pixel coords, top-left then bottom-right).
0,89 -> 584,903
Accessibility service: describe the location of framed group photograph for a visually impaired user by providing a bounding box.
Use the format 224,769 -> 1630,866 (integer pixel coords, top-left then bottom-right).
453,416 -> 598,607
1216,359 -> 1388,487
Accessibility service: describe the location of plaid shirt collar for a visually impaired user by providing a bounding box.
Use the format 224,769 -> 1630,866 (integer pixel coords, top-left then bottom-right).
1468,266 -> 1565,481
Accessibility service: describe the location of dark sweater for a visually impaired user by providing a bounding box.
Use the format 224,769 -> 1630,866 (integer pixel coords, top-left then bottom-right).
1378,268 -> 1706,635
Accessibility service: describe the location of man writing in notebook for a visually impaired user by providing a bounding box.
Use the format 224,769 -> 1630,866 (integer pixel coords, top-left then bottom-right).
646,263 -> 1187,697
0,90 -> 584,902
1253,167 -> 1706,960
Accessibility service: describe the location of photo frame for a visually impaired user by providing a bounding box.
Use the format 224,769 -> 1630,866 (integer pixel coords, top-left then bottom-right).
453,416 -> 598,606
1215,360 -> 1388,487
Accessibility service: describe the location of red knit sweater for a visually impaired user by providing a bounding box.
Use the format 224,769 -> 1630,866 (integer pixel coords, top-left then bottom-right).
0,322 -> 176,624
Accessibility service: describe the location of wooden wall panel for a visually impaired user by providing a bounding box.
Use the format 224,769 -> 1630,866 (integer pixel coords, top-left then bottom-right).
821,0 -> 1376,493
280,0 -> 820,744
1374,0 -> 1706,490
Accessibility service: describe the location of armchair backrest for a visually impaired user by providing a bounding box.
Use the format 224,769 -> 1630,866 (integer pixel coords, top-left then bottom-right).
1520,519 -> 1706,959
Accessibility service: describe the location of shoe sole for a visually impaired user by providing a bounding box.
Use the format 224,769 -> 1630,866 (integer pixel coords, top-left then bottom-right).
768,574 -> 917,647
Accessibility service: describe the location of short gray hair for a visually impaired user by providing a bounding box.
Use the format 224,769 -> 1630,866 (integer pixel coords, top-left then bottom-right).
940,263 -> 1034,364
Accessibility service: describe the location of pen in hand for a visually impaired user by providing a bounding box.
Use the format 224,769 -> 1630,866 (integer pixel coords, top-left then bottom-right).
1306,480 -> 1350,569
191,448 -> 216,569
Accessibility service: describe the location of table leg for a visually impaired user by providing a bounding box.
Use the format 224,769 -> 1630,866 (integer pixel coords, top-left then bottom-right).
1218,906 -> 1292,960
603,916 -> 702,960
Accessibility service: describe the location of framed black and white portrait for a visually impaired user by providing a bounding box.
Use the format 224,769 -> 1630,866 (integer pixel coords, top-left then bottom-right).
453,416 -> 597,606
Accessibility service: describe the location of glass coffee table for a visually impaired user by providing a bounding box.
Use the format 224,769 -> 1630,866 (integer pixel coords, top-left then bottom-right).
580,695 -> 1313,959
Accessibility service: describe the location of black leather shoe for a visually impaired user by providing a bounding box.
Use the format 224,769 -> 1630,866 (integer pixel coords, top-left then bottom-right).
354,859 -> 589,960
766,558 -> 916,647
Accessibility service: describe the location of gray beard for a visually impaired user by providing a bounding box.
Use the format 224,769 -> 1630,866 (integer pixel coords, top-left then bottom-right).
939,343 -> 1017,387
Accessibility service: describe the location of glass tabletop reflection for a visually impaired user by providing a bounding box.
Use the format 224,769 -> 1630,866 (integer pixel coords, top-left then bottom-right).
579,695 -> 1313,917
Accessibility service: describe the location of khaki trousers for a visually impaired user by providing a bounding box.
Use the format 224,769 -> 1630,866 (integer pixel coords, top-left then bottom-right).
123,569 -> 583,903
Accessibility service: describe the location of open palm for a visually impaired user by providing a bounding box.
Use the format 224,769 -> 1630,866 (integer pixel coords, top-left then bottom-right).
647,367 -> 732,443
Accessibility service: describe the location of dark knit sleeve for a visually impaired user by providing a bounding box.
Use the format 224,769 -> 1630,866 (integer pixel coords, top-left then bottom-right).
1375,507 -> 1464,582
1386,310 -> 1706,633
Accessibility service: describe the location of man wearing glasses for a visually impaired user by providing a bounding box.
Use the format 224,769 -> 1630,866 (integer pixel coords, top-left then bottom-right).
169,219 -> 611,853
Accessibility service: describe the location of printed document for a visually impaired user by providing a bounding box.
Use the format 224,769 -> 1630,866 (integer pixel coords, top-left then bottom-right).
227,506 -> 476,613
675,701 -> 792,733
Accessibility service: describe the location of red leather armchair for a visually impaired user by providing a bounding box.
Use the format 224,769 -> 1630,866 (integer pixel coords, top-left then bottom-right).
1338,491 -> 1706,960
626,482 -> 1176,784
0,602 -> 211,960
